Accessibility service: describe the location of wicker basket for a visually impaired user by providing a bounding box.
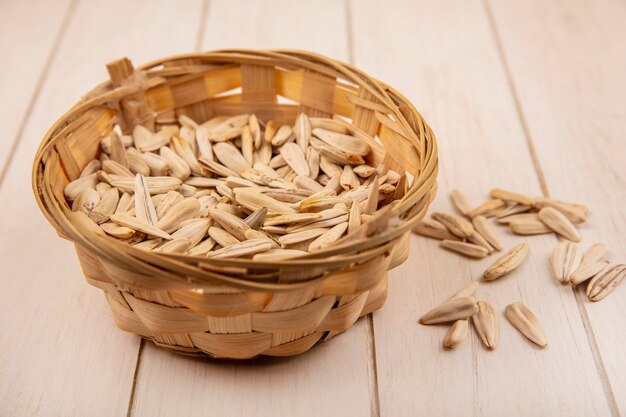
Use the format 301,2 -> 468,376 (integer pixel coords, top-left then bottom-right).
32,50 -> 438,359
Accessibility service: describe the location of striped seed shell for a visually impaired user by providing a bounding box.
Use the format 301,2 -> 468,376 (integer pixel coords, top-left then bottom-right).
308,222 -> 349,251
243,229 -> 279,248
490,188 -> 534,206
155,191 -> 184,219
319,156 -> 343,178
509,217 -> 553,235
71,187 -> 100,214
154,198 -> 200,233
126,152 -> 151,176
443,319 -> 469,349
472,301 -> 499,349
198,156 -> 238,178
468,230 -> 494,254
110,175 -> 180,195
64,174 -> 98,201
580,243 -> 607,268
280,142 -> 309,177
234,188 -> 297,214
533,198 -> 588,224
187,238 -> 216,256
295,175 -> 324,192
89,187 -> 119,224
159,146 -> 191,180
208,226 -> 240,247
550,241 -> 582,284
264,213 -> 322,226
353,164 -> 376,178
300,196 -> 350,213
348,199 -> 361,234
115,192 -> 134,214
158,239 -> 192,254
310,117 -> 351,134
450,189 -> 472,216
241,168 -> 295,190
467,199 -> 505,219
134,125 -> 177,152
504,302 -> 547,348
271,125 -> 293,147
244,207 -> 268,229
446,281 -> 480,301
472,215 -> 503,251
102,159 -> 133,178
79,160 -> 102,178
171,218 -> 211,247
419,297 -> 479,325
294,113 -> 311,151
171,136 -> 203,175
363,177 -> 380,215
133,238 -> 163,251
441,240 -> 489,258
586,264 -> 626,302
312,128 -> 371,156
570,261 -> 610,286
412,218 -> 457,240
207,239 -> 273,259
129,149 -> 169,176
277,228 -> 328,246
249,114 -> 261,149
483,243 -> 529,281
109,213 -> 172,240
240,126 -> 254,165
340,165 -> 360,191
496,203 -> 532,219
208,208 -> 250,241
100,222 -> 135,239
253,249 -> 308,261
134,174 -> 158,225
431,212 -> 473,239
306,147 -> 320,179
109,132 -> 129,168
538,207 -> 580,242
213,141 -> 252,174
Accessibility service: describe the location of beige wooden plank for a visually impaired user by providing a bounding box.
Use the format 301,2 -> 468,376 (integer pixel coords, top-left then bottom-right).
0,0 -> 72,174
487,0 -> 626,413
200,0 -> 349,56
351,0 -> 614,416
0,0 -> 203,415
129,1 -> 373,417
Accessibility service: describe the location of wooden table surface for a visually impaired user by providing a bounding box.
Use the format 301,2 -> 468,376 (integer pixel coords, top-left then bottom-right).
1,0 -> 625,416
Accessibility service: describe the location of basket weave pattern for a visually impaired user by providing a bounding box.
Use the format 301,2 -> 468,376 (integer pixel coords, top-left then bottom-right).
32,50 -> 438,358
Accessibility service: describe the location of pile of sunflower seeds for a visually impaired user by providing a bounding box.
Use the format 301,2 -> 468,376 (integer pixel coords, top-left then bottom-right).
64,113 -> 407,260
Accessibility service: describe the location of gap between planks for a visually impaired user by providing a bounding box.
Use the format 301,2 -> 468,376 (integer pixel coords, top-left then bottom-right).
126,339 -> 145,417
0,0 -> 79,188
345,1 -> 381,415
194,0 -> 211,52
124,3 -> 212,414
483,1 -> 621,416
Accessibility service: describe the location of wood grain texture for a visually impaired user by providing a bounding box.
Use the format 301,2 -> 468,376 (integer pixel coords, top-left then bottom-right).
131,322 -> 372,417
488,0 -> 626,413
128,1 -> 374,416
2,0 -> 625,415
351,0 -> 614,415
0,0 -> 72,174
0,0 -> 203,416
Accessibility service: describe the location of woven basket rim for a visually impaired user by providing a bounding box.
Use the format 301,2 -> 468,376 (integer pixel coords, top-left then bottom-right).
32,49 -> 438,291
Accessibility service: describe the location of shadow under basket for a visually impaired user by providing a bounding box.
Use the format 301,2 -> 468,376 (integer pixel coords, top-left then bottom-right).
32,50 -> 438,359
